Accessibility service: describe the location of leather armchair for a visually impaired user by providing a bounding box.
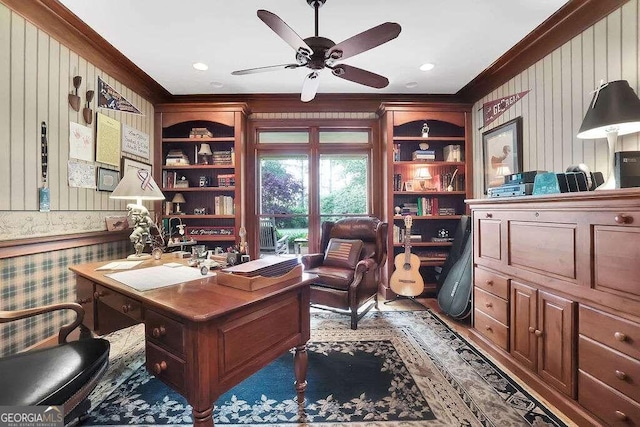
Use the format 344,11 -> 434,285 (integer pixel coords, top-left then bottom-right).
301,217 -> 388,329
0,303 -> 110,425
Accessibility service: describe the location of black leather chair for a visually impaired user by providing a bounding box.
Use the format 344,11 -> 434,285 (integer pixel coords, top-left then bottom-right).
0,303 -> 110,425
301,217 -> 388,329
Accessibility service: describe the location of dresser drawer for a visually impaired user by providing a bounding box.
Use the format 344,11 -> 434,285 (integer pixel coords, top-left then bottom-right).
474,287 -> 508,325
580,305 -> 640,360
94,284 -> 142,322
579,370 -> 640,426
474,308 -> 508,351
146,342 -> 186,394
145,309 -> 185,357
474,267 -> 509,300
579,335 -> 640,402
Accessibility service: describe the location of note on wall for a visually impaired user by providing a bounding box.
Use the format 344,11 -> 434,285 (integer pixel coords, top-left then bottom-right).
69,121 -> 93,162
122,124 -> 150,160
96,112 -> 121,167
68,160 -> 96,189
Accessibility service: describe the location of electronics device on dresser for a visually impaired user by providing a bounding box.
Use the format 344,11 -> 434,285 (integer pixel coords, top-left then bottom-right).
389,216 -> 424,297
614,151 -> 640,188
487,183 -> 534,198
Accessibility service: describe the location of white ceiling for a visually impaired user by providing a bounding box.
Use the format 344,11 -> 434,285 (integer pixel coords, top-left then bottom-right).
58,0 -> 570,97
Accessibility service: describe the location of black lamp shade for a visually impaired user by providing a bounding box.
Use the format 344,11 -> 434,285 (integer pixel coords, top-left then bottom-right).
577,80 -> 640,139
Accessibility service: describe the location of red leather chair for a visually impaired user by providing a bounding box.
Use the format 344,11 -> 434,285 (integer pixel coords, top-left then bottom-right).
0,303 -> 110,425
301,217 -> 388,329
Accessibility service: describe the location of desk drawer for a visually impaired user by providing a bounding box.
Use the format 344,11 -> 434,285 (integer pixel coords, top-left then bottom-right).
145,309 -> 185,357
579,305 -> 640,360
94,284 -> 142,322
474,287 -> 508,325
474,267 -> 509,300
474,308 -> 508,351
579,370 -> 640,426
579,335 -> 640,402
146,342 -> 185,394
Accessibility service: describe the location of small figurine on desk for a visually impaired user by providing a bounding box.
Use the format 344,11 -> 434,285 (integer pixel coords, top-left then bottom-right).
127,204 -> 154,259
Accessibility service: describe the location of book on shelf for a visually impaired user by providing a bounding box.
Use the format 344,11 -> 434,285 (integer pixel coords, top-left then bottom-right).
189,127 -> 213,138
443,144 -> 461,162
214,195 -> 234,215
393,173 -> 403,191
412,150 -> 436,161
217,174 -> 235,187
166,149 -> 190,165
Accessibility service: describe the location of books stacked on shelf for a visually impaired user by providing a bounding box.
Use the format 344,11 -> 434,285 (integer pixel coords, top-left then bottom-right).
189,127 -> 213,138
415,249 -> 449,261
443,144 -> 461,162
438,207 -> 456,216
393,173 -> 403,191
166,149 -> 190,165
174,176 -> 189,188
440,172 -> 464,191
214,195 -> 234,215
409,235 -> 422,243
393,224 -> 405,244
217,174 -> 235,187
412,149 -> 435,161
401,202 -> 419,216
414,197 -> 439,216
212,149 -> 234,165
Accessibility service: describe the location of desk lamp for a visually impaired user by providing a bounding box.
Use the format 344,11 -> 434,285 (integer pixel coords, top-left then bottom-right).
172,193 -> 186,214
414,167 -> 432,190
110,168 -> 165,258
197,143 -> 213,165
577,80 -> 640,189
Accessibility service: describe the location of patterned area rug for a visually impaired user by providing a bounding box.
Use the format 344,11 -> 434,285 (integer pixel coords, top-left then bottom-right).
82,310 -> 568,426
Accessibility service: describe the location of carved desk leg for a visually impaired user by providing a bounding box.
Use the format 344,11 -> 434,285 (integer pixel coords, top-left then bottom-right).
192,406 -> 214,427
294,343 -> 308,409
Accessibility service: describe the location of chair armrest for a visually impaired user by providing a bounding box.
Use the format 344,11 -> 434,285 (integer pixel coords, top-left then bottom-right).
300,253 -> 324,269
0,302 -> 85,344
355,258 -> 376,274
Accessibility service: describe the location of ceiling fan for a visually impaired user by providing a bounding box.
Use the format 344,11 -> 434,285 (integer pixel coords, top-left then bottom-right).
231,0 -> 401,102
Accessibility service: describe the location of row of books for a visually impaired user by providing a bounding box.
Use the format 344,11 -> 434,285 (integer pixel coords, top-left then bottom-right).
217,174 -> 235,187
392,225 -> 422,244
189,127 -> 213,138
396,198 -> 457,216
211,150 -> 234,165
412,149 -> 435,161
214,196 -> 234,215
166,149 -> 190,165
163,171 -> 189,188
392,143 -> 462,162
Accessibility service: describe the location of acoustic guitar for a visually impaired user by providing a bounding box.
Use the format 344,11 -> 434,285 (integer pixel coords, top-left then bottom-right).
389,216 -> 424,297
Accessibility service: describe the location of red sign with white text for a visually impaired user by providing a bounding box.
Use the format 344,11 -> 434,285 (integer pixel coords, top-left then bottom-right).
483,90 -> 530,128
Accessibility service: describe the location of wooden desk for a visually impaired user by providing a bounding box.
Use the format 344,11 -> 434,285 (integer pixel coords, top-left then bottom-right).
71,257 -> 313,426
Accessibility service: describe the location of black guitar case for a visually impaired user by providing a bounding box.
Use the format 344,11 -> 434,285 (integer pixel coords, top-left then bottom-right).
435,215 -> 471,288
437,231 -> 473,319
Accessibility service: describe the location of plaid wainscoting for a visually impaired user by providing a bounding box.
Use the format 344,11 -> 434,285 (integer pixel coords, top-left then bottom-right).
0,240 -> 130,357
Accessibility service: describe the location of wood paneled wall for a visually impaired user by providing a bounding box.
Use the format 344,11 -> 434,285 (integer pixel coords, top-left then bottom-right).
0,3 -> 154,237
472,1 -> 640,196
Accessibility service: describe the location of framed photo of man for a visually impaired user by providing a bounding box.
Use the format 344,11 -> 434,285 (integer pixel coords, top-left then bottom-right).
482,117 -> 523,193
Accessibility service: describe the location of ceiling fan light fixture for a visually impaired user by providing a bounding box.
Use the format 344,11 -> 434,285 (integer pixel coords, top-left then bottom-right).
193,62 -> 209,71
419,62 -> 435,71
210,81 -> 223,88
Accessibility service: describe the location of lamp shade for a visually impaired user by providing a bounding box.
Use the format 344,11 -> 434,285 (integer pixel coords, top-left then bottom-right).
172,193 -> 186,204
577,80 -> 640,139
198,143 -> 213,155
110,168 -> 165,204
415,167 -> 432,179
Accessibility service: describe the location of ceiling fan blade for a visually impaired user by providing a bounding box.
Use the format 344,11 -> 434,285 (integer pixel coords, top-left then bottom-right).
326,22 -> 401,63
301,72 -> 320,102
331,64 -> 389,89
231,63 -> 301,75
257,10 -> 313,57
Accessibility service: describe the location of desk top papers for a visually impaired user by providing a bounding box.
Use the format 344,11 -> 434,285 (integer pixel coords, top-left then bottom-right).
105,264 -> 214,291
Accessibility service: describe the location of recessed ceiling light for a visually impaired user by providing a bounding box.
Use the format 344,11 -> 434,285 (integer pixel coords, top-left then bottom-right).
193,62 -> 209,71
419,63 -> 435,71
210,81 -> 223,88
405,81 -> 418,88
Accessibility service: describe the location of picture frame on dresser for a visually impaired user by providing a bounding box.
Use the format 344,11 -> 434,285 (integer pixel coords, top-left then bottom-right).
482,117 -> 523,193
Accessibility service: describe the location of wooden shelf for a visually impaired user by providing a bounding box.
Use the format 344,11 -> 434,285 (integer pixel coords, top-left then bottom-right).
162,187 -> 235,192
186,235 -> 236,242
162,214 -> 235,219
393,161 -> 464,166
163,137 -> 234,143
394,191 -> 466,196
393,215 -> 462,220
393,136 -> 465,142
163,164 -> 234,170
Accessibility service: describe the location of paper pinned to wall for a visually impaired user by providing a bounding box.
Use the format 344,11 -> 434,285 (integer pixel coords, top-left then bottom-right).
122,124 -> 150,160
96,112 -> 121,167
68,160 -> 96,188
69,121 -> 93,162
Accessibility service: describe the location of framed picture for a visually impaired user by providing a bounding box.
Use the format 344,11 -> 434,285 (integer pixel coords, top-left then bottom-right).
482,117 -> 523,193
96,167 -> 120,192
121,157 -> 152,177
404,181 -> 414,192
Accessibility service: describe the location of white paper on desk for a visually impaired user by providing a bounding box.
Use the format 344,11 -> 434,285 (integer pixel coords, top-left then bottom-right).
105,265 -> 214,291
96,261 -> 144,270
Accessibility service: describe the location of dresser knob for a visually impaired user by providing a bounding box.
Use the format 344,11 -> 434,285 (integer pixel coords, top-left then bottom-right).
485,302 -> 492,308
614,332 -> 627,342
93,291 -> 104,300
485,325 -> 492,332
152,326 -> 166,338
615,370 -> 627,380
153,361 -> 167,375
486,280 -> 493,286
76,297 -> 92,305
614,410 -> 627,421
614,214 -> 633,224
485,213 -> 493,218
122,304 -> 131,313
528,327 -> 535,333
534,329 -> 543,337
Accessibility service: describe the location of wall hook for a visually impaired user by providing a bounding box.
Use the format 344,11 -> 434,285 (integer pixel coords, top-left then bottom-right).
68,76 -> 81,111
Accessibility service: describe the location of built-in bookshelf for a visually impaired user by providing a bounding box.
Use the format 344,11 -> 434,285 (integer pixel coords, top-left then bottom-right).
378,103 -> 472,297
154,104 -> 248,248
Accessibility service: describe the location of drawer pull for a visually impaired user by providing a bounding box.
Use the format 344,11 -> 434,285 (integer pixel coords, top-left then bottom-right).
614,332 -> 627,342
76,297 -> 92,305
152,326 -> 167,338
485,213 -> 493,218
534,329 -> 543,337
614,410 -> 627,421
93,290 -> 105,299
485,302 -> 493,308
614,214 -> 633,224
485,280 -> 493,286
153,361 -> 167,375
485,325 -> 492,332
615,370 -> 627,380
528,327 -> 535,334
122,304 -> 132,313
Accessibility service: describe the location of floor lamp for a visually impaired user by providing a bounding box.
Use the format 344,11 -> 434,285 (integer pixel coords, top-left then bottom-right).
577,80 -> 640,189
110,168 -> 165,258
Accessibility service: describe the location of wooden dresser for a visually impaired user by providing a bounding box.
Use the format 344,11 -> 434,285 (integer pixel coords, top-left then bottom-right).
467,189 -> 640,426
